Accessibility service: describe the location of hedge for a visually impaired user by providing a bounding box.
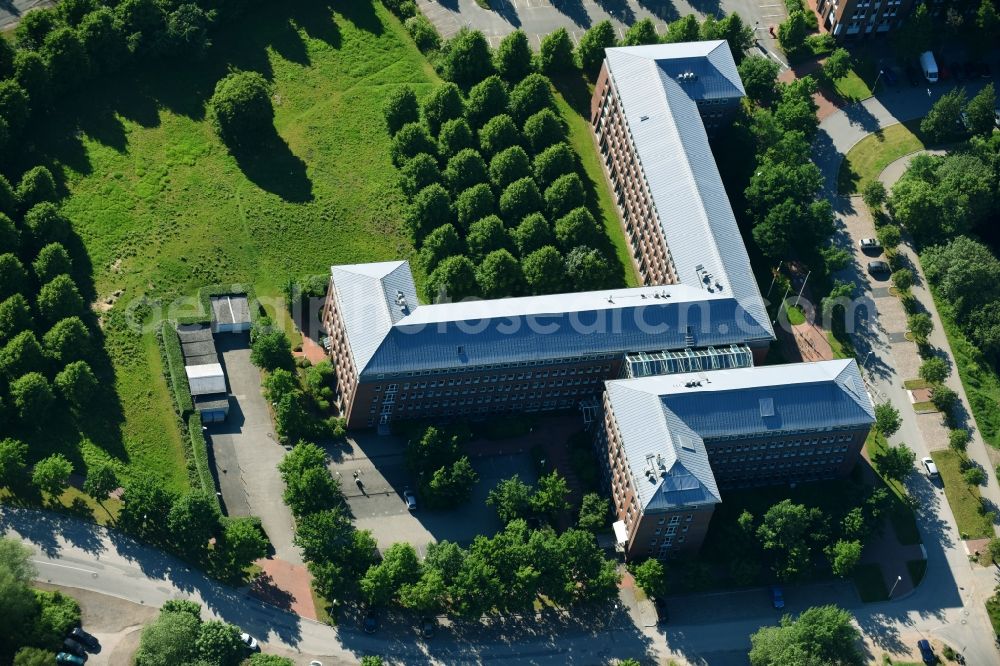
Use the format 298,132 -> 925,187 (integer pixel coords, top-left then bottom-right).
188,412 -> 219,511
160,320 -> 194,418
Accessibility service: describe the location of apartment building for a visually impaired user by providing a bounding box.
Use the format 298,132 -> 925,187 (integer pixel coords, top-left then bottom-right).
321,260 -> 775,431
590,41 -> 769,339
596,359 -> 875,559
816,0 -> 913,38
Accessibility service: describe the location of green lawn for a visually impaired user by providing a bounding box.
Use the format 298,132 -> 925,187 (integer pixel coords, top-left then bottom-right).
903,378 -> 930,390
837,120 -> 927,195
785,303 -> 806,326
832,69 -> 872,103
931,449 -> 994,540
853,562 -> 889,602
552,74 -> 639,288
932,298 -> 1000,447
23,2 -> 433,488
864,431 -> 922,545
988,592 -> 1000,636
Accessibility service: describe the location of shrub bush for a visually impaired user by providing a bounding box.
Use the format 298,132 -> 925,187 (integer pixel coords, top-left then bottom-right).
545,173 -> 586,219
399,152 -> 441,198
444,148 -> 488,194
523,108 -> 567,155
508,73 -> 555,123
466,215 -> 509,261
383,85 -> 419,136
160,322 -> 194,417
405,14 -> 440,52
438,117 -> 474,158
512,213 -> 553,257
465,75 -> 509,129
453,183 -> 496,229
422,82 -> 464,135
488,145 -> 531,190
478,114 -> 521,158
31,589 -> 81,650
441,28 -> 494,89
391,122 -> 437,167
407,183 -> 451,242
207,70 -> 274,147
499,177 -> 544,223
425,255 -> 479,302
493,30 -> 533,83
539,28 -> 575,75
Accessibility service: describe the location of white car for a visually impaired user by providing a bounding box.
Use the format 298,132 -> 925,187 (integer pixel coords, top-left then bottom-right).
859,237 -> 882,251
922,457 -> 939,477
239,632 -> 259,652
403,487 -> 417,511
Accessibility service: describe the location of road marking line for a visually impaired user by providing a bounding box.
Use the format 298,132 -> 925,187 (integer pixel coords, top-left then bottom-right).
34,560 -> 97,575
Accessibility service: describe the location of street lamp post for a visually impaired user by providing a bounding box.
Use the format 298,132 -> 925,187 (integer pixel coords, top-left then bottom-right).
872,69 -> 884,93
863,350 -> 873,367
889,574 -> 903,598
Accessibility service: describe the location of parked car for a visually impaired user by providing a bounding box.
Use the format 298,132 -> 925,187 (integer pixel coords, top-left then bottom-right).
906,64 -> 921,86
419,616 -> 436,639
964,61 -> 979,79
654,597 -> 669,624
867,260 -> 890,275
978,61 -> 993,78
951,62 -> 964,82
860,238 -> 882,252
56,654 -> 86,666
69,627 -> 99,652
62,638 -> 87,658
917,638 -> 936,664
882,66 -> 898,86
922,457 -> 939,477
771,585 -> 785,609
939,63 -> 951,81
403,487 -> 417,511
363,609 -> 379,634
239,632 -> 259,652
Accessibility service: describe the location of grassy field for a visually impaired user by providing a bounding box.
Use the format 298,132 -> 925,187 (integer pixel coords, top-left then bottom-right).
832,69 -> 872,103
837,120 -> 927,195
931,449 -> 994,539
23,2 -> 433,489
933,298 -> 1000,447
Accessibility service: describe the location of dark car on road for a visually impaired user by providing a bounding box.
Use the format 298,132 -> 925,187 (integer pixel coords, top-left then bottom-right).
363,609 -> 379,634
867,260 -> 891,275
70,627 -> 99,652
951,62 -> 964,83
62,638 -> 87,658
881,67 -> 898,86
771,585 -> 785,609
917,638 -> 936,664
56,654 -> 85,666
419,617 -> 436,639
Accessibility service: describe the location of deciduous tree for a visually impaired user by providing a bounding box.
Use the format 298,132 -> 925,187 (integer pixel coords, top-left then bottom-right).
539,28 -> 575,75
207,70 -> 273,147
442,29 -> 494,89
32,453 -> 73,498
383,85 -> 419,136
493,30 -> 533,83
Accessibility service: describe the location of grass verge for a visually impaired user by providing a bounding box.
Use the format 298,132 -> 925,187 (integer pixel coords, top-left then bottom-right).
988,591 -> 1000,636
933,298 -> 1000,447
832,69 -> 873,103
931,449 -> 994,539
837,120 -> 927,195
551,73 -> 639,288
903,378 -> 930,390
912,401 -> 936,413
786,304 -> 806,326
853,562 -> 889,602
865,430 -> 922,545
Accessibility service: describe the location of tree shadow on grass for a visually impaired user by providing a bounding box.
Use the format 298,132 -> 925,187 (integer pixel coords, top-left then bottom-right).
228,130 -> 314,203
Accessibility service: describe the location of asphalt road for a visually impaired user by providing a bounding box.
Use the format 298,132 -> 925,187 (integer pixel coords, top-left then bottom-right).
0,0 -> 53,29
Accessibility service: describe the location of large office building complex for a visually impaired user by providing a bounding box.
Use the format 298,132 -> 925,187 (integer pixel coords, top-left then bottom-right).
321,261 -> 774,430
815,0 -> 914,38
597,360 -> 875,559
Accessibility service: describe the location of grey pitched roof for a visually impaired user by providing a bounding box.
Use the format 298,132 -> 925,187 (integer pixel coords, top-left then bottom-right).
328,261 -> 774,378
211,295 -> 250,326
604,359 -> 874,511
603,42 -> 772,340
329,261 -> 419,374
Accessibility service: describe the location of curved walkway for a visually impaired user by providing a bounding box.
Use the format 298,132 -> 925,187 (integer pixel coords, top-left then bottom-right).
813,92 -> 1000,666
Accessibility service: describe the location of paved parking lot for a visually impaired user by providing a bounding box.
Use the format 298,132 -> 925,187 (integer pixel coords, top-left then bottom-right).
206,334 -> 300,564
329,432 -> 537,553
417,0 -> 785,59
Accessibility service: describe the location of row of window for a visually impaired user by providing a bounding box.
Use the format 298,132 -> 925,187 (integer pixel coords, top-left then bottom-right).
715,459 -> 845,475
371,355 -> 617,381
